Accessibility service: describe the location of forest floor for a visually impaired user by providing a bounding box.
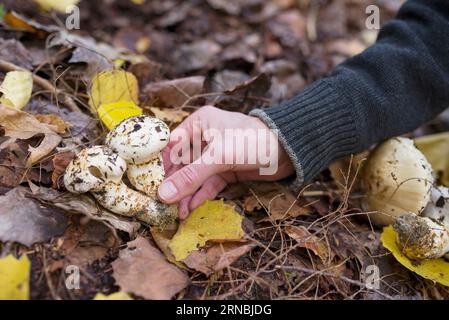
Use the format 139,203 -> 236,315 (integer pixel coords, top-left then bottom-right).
1,0 -> 449,300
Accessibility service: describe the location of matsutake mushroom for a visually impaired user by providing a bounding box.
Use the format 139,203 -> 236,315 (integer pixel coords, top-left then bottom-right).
393,186 -> 449,260
361,137 -> 434,226
63,145 -> 177,226
105,115 -> 169,197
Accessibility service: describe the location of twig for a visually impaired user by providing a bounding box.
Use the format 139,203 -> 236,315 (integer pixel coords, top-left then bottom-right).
0,59 -> 81,112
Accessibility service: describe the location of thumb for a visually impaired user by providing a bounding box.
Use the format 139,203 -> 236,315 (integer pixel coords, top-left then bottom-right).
157,158 -> 225,204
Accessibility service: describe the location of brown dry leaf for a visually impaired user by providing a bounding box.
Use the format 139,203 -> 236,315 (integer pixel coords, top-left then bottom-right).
35,114 -> 71,134
150,227 -> 189,270
0,38 -> 34,69
328,152 -> 367,191
112,237 -> 189,300
285,226 -> 332,263
173,40 -> 221,73
0,187 -> 68,246
144,76 -> 204,108
0,105 -> 61,166
182,242 -> 255,276
325,38 -> 367,58
148,107 -> 189,124
50,151 -> 76,188
206,73 -> 271,113
243,183 -> 311,221
30,188 -> 140,236
59,221 -> 115,269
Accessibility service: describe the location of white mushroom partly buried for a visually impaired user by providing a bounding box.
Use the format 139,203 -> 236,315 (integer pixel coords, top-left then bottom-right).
362,137 -> 449,259
105,115 -> 169,197
393,186 -> 449,260
361,137 -> 434,226
63,145 -> 177,226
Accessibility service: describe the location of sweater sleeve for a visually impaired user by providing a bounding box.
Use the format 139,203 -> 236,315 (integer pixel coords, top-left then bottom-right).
250,0 -> 449,190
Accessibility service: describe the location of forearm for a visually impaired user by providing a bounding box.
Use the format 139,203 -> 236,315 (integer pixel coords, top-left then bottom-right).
251,0 -> 449,189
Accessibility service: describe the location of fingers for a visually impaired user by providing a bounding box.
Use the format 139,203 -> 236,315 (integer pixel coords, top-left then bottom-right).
158,156 -> 226,203
189,175 -> 228,211
178,196 -> 192,220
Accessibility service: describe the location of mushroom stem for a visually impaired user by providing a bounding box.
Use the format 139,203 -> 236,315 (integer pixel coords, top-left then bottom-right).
92,181 -> 177,226
63,145 -> 177,227
126,154 -> 165,197
394,214 -> 449,260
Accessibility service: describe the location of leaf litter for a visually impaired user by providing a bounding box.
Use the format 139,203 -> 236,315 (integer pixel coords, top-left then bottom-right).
3,0 -> 448,301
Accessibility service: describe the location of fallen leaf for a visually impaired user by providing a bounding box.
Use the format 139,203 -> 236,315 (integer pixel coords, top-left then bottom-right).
0,187 -> 68,246
88,70 -> 139,113
30,188 -> 140,236
0,105 -> 61,166
169,200 -> 245,261
34,0 -> 80,13
69,47 -> 114,81
174,40 -> 221,72
415,132 -> 449,187
0,39 -> 34,69
0,71 -> 33,110
243,183 -> 311,221
285,226 -> 332,263
94,292 -> 133,300
144,76 -> 204,108
150,227 -> 189,270
381,226 -> 449,287
112,237 -> 189,300
35,114 -> 71,134
182,242 -> 255,276
149,107 -> 189,124
50,151 -> 76,188
206,73 -> 271,113
0,254 -> 30,300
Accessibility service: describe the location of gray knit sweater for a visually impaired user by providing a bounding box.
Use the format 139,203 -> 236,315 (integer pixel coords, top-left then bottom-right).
250,0 -> 449,190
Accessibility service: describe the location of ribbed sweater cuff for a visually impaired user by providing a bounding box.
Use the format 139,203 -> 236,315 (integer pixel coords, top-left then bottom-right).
250,79 -> 359,191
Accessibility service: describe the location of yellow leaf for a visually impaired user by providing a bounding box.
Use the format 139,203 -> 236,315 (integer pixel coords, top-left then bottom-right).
34,0 -> 80,13
0,71 -> 32,110
415,132 -> 449,187
97,101 -> 143,130
93,291 -> 133,300
88,70 -> 139,114
0,254 -> 30,300
131,0 -> 145,4
381,226 -> 449,287
169,200 -> 244,261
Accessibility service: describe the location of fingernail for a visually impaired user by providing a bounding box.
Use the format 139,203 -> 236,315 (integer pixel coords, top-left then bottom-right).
158,181 -> 178,201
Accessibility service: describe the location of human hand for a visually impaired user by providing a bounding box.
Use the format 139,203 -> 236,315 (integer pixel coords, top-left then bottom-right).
157,106 -> 295,219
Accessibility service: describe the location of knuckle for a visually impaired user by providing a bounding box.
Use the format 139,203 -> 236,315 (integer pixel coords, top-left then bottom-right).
178,166 -> 199,186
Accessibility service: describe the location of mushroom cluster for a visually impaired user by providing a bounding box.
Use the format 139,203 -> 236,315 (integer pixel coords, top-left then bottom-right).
362,137 -> 449,260
64,115 -> 177,227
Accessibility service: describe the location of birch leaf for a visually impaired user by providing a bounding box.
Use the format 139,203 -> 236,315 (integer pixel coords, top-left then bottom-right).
0,71 -> 32,110
94,292 -> 133,300
0,255 -> 30,300
34,0 -> 80,13
169,200 -> 244,261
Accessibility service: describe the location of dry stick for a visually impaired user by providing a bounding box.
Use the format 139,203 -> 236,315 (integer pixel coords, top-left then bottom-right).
0,59 -> 81,113
276,265 -> 393,300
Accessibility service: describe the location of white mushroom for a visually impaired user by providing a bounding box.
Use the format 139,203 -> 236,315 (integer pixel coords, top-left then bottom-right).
361,137 -> 434,225
394,214 -> 449,260
63,145 -> 177,226
105,115 -> 169,197
423,186 -> 449,226
392,186 -> 449,260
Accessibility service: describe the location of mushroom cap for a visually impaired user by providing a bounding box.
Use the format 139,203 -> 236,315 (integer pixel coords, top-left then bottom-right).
63,145 -> 127,193
394,214 -> 449,259
105,115 -> 170,164
362,137 -> 434,226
